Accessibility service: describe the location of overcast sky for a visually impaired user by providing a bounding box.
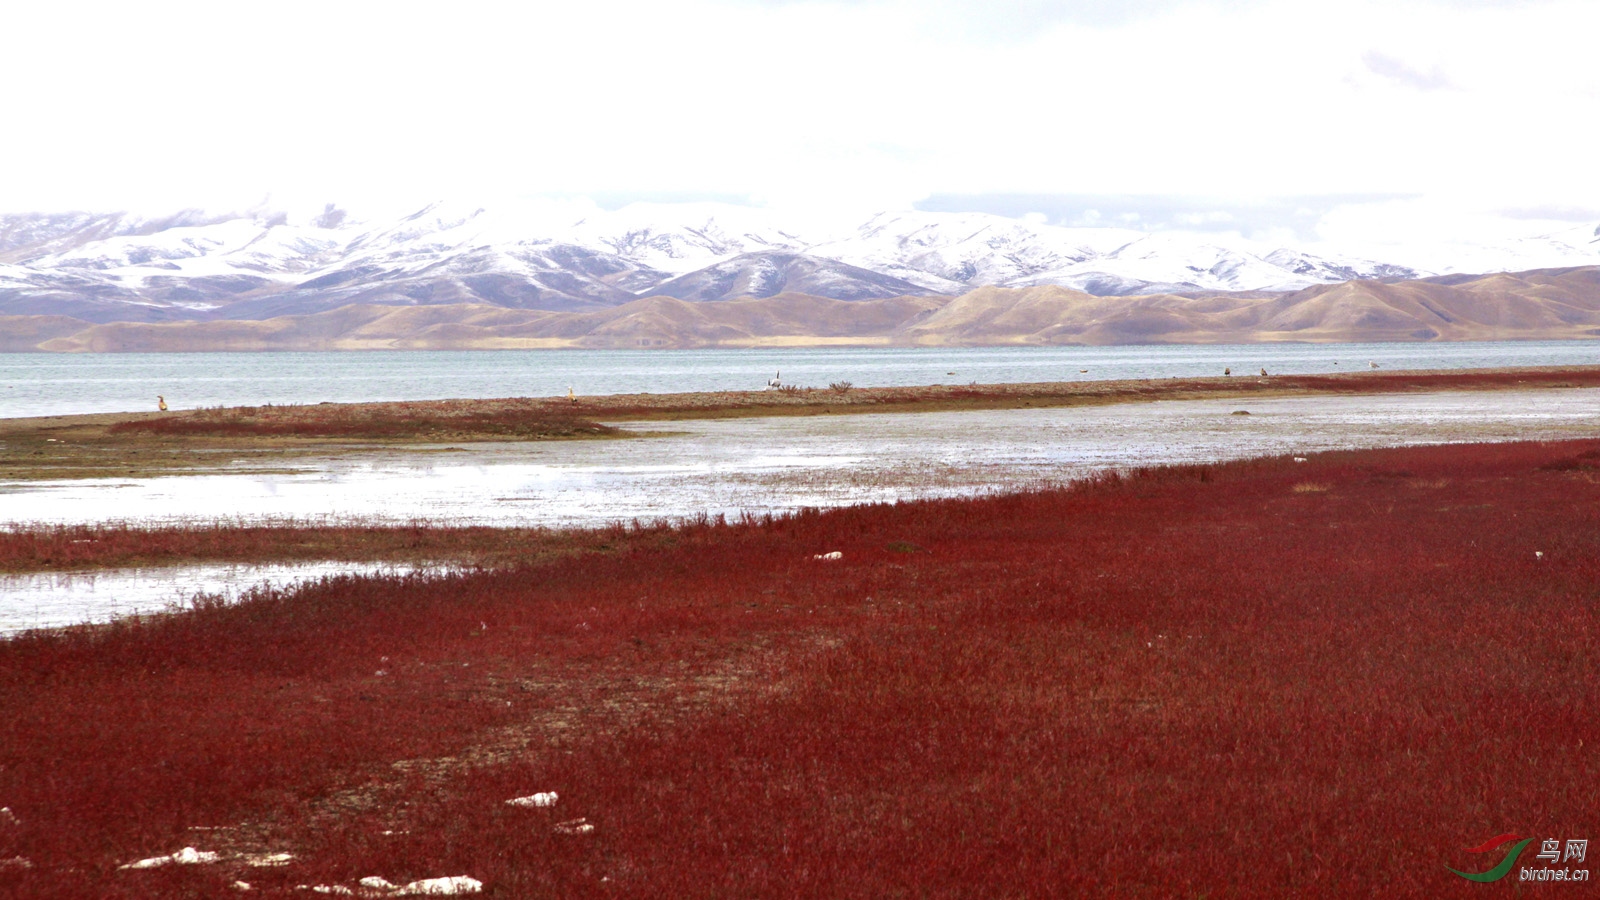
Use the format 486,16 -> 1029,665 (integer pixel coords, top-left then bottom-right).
3,0 -> 1596,252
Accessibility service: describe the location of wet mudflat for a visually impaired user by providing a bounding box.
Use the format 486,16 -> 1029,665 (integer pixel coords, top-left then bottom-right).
4,387 -> 1598,529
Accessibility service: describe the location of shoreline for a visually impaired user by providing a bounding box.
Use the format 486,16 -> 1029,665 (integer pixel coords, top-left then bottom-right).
6,363 -> 1599,429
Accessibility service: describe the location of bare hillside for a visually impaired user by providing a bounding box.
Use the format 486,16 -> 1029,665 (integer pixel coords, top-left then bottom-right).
6,267 -> 1598,351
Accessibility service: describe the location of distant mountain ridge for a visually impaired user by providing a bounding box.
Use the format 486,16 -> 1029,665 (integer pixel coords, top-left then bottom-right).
7,266 -> 1597,352
1,202 -> 1597,328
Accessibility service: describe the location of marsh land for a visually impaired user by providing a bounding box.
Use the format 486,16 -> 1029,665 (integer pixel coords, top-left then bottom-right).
1,368 -> 1596,896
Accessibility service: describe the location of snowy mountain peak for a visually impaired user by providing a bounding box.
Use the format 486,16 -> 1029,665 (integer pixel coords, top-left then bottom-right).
2,201 -> 1596,324
562,202 -> 818,274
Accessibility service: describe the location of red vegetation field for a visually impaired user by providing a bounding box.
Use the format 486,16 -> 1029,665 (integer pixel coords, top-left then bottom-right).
2,440 -> 1597,896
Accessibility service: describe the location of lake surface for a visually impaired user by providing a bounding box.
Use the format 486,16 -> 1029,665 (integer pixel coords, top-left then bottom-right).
3,341 -> 1596,418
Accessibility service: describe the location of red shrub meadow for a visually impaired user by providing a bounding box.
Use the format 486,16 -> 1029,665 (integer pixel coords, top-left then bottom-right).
1,439 -> 1596,896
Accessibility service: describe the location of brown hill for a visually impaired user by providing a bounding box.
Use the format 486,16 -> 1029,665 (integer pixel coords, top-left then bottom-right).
1241,267 -> 1600,341
0,315 -> 93,351
896,286 -> 1264,345
18,294 -> 947,352
7,267 -> 1600,351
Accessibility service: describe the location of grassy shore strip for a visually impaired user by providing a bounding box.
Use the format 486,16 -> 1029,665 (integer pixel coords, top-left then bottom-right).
3,365 -> 1598,481
575,364 -> 1600,421
107,398 -> 618,439
0,399 -> 622,481
2,439 -> 1595,896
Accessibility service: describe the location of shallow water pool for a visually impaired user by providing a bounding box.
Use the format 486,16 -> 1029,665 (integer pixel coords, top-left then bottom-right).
0,561 -> 452,636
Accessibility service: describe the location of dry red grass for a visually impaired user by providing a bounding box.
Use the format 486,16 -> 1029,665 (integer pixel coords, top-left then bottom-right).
2,440 -> 1597,896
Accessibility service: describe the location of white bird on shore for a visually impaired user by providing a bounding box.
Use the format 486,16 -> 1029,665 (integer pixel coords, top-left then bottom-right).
768,371 -> 782,388
1369,360 -> 1380,369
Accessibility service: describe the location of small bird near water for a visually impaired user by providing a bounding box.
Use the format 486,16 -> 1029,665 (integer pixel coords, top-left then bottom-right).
157,395 -> 168,411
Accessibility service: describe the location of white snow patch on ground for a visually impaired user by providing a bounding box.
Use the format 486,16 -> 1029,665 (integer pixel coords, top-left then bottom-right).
394,876 -> 483,896
242,851 -> 295,866
505,791 -> 558,808
554,817 -> 595,835
119,846 -> 221,869
304,875 -> 483,896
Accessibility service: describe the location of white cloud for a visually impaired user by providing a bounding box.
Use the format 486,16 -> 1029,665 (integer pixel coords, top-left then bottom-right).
0,0 -> 1594,251
1309,194 -> 1597,271
1174,211 -> 1236,227
1360,52 -> 1457,91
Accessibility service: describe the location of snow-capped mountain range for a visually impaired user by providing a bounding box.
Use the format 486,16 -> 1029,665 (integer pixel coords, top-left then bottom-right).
1,202 -> 1597,323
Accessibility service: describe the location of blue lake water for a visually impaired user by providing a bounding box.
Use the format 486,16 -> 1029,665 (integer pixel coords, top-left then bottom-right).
1,341 -> 1596,418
